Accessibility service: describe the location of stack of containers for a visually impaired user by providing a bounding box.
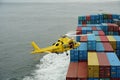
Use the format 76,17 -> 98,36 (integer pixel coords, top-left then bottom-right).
88,52 -> 99,78
106,53 -> 120,79
78,14 -> 120,25
114,36 -> 120,59
77,42 -> 87,61
70,48 -> 78,62
67,14 -> 120,80
66,62 -> 78,80
87,34 -> 96,51
107,36 -> 116,51
97,53 -> 110,78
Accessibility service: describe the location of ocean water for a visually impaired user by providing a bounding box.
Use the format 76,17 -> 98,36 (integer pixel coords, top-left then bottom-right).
0,1 -> 120,80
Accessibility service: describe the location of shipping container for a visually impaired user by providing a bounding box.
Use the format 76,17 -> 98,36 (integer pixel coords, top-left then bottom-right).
92,27 -> 97,30
88,78 -> 99,80
107,36 -> 116,50
77,62 -> 87,80
95,36 -> 101,42
93,31 -> 99,36
103,42 -> 114,52
96,42 -> 104,52
98,30 -> 105,36
66,62 -> 78,80
87,34 -> 96,51
111,78 -> 120,80
82,27 -> 87,34
99,36 -> 109,42
97,53 -> 110,78
70,49 -> 78,62
99,78 -> 110,80
106,53 -> 120,78
77,42 -> 87,61
96,27 -> 102,30
80,36 -> 87,42
113,36 -> 120,49
108,23 -> 114,31
88,52 -> 99,78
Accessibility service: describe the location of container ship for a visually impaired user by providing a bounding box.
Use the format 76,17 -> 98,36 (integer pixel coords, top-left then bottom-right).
66,14 -> 120,80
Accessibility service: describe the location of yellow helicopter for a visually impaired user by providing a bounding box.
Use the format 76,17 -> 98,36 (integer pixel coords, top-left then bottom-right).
31,35 -> 80,55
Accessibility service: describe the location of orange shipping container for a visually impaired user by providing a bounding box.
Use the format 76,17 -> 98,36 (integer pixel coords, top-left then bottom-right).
66,62 -> 78,80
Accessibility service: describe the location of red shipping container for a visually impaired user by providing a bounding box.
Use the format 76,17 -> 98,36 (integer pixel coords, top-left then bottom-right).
76,27 -> 82,35
108,23 -> 114,31
99,36 -> 109,42
108,14 -> 112,19
119,27 -> 120,35
77,62 -> 87,80
103,42 -> 114,52
98,30 -> 105,36
92,27 -> 97,31
111,78 -> 120,80
86,15 -> 91,21
113,24 -> 119,32
82,21 -> 86,25
97,53 -> 110,78
66,62 -> 78,80
80,36 -> 87,42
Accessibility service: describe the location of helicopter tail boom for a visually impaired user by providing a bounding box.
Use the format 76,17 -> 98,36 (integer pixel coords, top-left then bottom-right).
31,41 -> 41,54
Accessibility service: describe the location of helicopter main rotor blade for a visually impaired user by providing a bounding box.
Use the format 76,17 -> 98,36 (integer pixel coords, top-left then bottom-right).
65,31 -> 93,37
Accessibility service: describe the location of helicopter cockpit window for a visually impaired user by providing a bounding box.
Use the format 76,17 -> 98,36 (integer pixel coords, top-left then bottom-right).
52,43 -> 55,45
56,43 -> 59,46
58,40 -> 60,42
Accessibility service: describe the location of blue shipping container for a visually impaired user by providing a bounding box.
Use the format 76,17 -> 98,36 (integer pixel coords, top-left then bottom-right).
96,42 -> 104,52
114,36 -> 120,49
93,31 -> 99,36
106,53 -> 120,78
70,49 -> 78,62
87,34 -> 96,51
77,42 -> 87,61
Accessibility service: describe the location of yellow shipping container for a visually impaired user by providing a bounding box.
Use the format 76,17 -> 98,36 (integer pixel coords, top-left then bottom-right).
107,36 -> 116,50
88,52 -> 99,78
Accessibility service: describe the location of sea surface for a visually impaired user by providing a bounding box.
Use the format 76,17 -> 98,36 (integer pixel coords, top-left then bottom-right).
0,1 -> 120,80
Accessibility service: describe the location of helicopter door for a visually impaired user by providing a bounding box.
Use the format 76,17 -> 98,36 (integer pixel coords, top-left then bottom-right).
69,41 -> 74,48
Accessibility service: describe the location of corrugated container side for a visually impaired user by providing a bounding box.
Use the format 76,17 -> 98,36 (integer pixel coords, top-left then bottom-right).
103,42 -> 114,52
66,62 -> 78,80
82,27 -> 87,34
96,27 -> 102,31
114,36 -> 120,49
92,27 -> 97,30
78,42 -> 87,61
77,62 -> 87,80
96,42 -> 104,52
116,49 -> 120,58
113,24 -> 119,32
70,49 -> 78,62
87,27 -> 92,33
107,36 -> 116,50
95,36 -> 101,42
80,36 -> 87,42
87,34 -> 96,51
99,36 -> 109,42
98,30 -> 105,36
106,53 -> 120,78
97,53 -> 110,78
88,52 -> 99,78
108,23 -> 114,31
88,78 -> 99,80
93,31 -> 99,36
111,78 -> 120,80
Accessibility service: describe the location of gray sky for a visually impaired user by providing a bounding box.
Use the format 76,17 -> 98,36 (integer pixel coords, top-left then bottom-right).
1,0 -> 120,3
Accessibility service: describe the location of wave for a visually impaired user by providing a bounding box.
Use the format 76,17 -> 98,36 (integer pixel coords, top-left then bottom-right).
23,52 -> 70,80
